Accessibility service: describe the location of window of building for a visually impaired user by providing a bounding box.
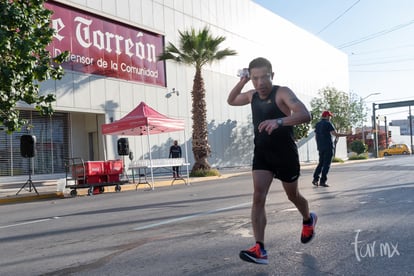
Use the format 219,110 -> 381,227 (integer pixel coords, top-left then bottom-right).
0,111 -> 70,177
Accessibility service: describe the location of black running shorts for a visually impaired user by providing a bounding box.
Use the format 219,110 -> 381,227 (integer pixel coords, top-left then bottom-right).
252,147 -> 300,183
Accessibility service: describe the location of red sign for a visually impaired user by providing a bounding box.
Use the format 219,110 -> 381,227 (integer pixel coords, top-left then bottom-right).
45,1 -> 166,86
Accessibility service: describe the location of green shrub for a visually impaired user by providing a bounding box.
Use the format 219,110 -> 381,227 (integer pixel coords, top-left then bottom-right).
332,157 -> 344,163
348,154 -> 368,160
350,140 -> 367,155
190,168 -> 221,177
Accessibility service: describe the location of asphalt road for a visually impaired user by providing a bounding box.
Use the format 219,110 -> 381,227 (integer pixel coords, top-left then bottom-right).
0,156 -> 413,275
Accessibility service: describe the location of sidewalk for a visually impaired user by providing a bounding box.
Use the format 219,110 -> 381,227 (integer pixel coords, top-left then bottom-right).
0,158 -> 379,205
0,168 -> 252,205
1,162 -> 335,205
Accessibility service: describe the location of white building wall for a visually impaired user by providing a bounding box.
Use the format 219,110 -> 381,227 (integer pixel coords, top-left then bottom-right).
41,0 -> 349,167
387,126 -> 413,151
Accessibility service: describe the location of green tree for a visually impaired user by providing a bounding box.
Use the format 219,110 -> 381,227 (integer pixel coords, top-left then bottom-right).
310,86 -> 364,153
0,0 -> 68,133
158,26 -> 237,173
294,123 -> 310,141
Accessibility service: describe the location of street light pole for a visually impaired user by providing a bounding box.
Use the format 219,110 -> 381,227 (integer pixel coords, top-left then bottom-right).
361,93 -> 381,148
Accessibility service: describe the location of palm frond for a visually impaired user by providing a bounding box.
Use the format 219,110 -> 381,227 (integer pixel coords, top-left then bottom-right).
158,26 -> 237,68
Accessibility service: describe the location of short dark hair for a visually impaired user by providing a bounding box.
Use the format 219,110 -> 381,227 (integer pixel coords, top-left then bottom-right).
248,57 -> 272,72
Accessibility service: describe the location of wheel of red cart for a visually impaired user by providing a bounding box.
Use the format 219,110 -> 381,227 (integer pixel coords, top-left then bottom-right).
99,186 -> 105,193
87,187 -> 93,196
115,185 -> 121,192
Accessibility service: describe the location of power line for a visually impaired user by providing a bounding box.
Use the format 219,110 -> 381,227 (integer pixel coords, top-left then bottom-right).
350,44 -> 414,56
350,68 -> 414,72
338,19 -> 414,49
350,57 -> 414,66
317,0 -> 361,35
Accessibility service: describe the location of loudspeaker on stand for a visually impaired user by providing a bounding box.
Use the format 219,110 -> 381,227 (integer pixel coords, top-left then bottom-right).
20,135 -> 36,158
117,138 -> 129,156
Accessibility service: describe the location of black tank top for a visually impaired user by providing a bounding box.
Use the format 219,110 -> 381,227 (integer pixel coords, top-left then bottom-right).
251,86 -> 297,154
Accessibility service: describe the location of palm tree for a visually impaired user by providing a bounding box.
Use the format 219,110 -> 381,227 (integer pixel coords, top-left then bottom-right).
158,26 -> 237,173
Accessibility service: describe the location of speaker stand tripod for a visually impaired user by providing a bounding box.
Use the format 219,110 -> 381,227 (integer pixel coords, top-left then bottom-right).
16,158 -> 39,196
121,156 -> 129,181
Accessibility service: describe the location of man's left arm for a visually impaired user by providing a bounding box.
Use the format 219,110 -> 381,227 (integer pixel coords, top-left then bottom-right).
278,86 -> 312,126
331,130 -> 348,138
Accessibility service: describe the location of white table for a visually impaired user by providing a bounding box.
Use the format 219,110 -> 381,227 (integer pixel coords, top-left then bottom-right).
128,158 -> 190,189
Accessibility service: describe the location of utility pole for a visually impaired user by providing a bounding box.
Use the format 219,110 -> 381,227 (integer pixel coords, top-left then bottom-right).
361,93 -> 381,149
410,105 -> 413,153
372,103 -> 378,158
384,116 -> 388,148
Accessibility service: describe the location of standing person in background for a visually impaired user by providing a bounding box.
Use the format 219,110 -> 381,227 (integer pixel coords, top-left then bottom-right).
312,111 -> 348,187
169,140 -> 182,178
227,57 -> 317,265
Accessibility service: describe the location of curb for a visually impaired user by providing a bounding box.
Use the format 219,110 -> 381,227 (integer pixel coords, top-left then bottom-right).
0,192 -> 65,205
0,171 -> 250,205
0,159 -> 377,205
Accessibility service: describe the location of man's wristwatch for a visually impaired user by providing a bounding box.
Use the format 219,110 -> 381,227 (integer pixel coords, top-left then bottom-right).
277,118 -> 283,127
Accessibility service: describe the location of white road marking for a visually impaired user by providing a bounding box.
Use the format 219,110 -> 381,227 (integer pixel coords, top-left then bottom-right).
281,207 -> 298,212
133,202 -> 251,231
0,217 -> 60,229
233,228 -> 253,238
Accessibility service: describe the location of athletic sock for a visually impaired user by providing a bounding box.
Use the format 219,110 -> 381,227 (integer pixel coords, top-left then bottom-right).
303,216 -> 312,225
256,241 -> 265,250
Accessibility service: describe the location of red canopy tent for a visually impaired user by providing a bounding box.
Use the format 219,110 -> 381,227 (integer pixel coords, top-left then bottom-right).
102,101 -> 185,136
102,101 -> 188,188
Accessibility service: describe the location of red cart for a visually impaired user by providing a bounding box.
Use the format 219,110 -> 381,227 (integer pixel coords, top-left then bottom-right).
65,157 -> 128,197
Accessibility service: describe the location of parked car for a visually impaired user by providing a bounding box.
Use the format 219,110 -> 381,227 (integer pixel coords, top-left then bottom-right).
379,144 -> 411,157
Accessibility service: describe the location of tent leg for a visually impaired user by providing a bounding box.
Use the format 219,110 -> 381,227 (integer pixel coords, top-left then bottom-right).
147,130 -> 155,190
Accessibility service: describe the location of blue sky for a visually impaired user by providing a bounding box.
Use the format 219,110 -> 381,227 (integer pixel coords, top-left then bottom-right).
253,0 -> 414,121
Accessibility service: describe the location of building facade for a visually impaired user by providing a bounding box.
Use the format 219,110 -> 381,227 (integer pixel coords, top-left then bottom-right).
390,116 -> 414,136
0,0 -> 349,178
